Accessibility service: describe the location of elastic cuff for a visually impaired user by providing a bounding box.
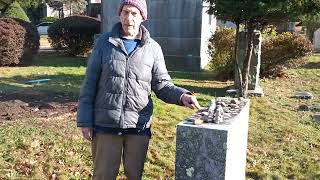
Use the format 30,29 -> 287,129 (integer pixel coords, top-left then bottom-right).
77,122 -> 93,128
179,92 -> 192,105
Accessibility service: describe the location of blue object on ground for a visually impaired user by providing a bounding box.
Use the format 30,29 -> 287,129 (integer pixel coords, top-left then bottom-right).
26,79 -> 51,84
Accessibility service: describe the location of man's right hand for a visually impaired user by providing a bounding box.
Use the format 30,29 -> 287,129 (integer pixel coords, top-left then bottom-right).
81,127 -> 93,141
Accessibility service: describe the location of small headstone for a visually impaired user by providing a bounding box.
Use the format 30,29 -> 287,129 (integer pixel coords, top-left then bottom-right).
294,92 -> 314,99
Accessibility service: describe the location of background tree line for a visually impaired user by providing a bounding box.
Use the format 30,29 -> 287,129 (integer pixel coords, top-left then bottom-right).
0,0 -> 86,24
205,0 -> 320,97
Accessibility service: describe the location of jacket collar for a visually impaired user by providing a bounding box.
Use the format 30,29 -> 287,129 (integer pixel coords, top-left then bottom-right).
108,22 -> 150,48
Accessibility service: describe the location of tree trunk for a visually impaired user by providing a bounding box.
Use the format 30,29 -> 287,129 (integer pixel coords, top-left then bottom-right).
306,28 -> 315,43
70,1 -> 72,16
234,20 -> 243,97
241,21 -> 254,98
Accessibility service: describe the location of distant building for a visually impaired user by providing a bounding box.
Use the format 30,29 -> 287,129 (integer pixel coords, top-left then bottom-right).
216,20 -> 236,28
37,0 -> 102,21
86,0 -> 101,19
40,3 -> 62,18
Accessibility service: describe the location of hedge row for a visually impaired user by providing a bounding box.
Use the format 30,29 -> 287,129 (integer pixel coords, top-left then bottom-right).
48,15 -> 101,56
0,18 -> 39,66
208,28 -> 313,78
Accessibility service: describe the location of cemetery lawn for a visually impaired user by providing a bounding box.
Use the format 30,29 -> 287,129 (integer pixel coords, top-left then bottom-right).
0,52 -> 319,179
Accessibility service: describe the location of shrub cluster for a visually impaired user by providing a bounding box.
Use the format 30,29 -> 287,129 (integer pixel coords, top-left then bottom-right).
13,18 -> 40,65
261,32 -> 313,77
207,28 -> 235,79
48,15 -> 101,56
0,18 -> 25,66
0,17 -> 39,66
207,29 -> 313,78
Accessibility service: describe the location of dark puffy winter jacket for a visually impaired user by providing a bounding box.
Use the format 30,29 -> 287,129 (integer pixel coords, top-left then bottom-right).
77,23 -> 189,129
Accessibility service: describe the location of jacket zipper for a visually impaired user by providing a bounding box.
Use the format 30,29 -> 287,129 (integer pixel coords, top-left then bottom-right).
120,46 -> 141,128
121,56 -> 129,128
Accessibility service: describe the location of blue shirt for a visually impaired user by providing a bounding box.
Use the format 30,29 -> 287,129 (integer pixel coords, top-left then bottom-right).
121,37 -> 141,55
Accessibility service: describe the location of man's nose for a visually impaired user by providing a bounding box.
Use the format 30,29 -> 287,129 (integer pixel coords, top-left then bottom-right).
126,13 -> 134,21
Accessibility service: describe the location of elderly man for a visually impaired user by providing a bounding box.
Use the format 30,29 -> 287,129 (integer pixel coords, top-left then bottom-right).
77,0 -> 201,179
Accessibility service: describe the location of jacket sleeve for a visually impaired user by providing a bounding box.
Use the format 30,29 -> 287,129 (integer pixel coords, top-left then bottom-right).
76,37 -> 103,127
151,44 -> 190,105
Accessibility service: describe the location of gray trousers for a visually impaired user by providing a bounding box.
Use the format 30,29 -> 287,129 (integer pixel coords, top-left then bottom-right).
92,133 -> 150,180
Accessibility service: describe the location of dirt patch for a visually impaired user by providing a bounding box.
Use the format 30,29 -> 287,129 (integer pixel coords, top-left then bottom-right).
0,90 -> 78,121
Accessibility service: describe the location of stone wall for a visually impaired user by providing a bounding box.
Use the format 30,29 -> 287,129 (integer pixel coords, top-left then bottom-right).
102,0 -> 216,71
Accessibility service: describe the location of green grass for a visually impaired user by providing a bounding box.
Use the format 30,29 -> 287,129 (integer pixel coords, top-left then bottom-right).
0,52 -> 319,179
0,52 -> 86,94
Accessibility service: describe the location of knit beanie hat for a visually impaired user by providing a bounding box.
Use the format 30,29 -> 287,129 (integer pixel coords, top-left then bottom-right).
118,0 -> 147,20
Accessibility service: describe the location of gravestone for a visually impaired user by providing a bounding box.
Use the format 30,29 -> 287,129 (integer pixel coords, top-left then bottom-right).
102,0 -> 216,71
175,99 -> 250,180
234,31 -> 264,96
314,29 -> 320,52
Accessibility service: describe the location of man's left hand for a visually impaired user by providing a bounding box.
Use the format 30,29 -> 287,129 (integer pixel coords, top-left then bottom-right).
181,93 -> 201,110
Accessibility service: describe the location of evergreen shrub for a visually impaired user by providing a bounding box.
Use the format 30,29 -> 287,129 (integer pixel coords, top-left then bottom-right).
48,15 -> 101,56
207,29 -> 313,78
261,32 -> 313,77
207,28 -> 235,79
4,1 -> 30,22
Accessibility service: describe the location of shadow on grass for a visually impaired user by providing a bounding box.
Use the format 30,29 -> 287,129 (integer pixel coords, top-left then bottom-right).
169,71 -> 223,81
302,61 -> 320,69
246,172 -> 262,180
27,52 -> 87,67
0,73 -> 84,104
175,83 -> 229,97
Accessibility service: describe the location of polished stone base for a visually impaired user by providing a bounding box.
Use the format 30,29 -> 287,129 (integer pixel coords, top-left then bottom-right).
175,99 -> 250,180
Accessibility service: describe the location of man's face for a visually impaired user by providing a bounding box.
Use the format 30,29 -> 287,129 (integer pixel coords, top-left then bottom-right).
120,5 -> 144,37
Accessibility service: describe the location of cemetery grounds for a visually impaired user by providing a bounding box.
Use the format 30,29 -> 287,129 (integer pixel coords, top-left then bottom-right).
0,52 -> 319,179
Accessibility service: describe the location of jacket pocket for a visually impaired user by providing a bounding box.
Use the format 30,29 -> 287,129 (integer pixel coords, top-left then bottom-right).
95,92 -> 122,109
125,92 -> 149,112
94,108 -> 121,127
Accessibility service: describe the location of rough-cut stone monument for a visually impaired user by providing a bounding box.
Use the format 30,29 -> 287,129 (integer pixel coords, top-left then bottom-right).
176,98 -> 250,180
102,0 -> 216,71
233,31 -> 264,96
314,28 -> 320,52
